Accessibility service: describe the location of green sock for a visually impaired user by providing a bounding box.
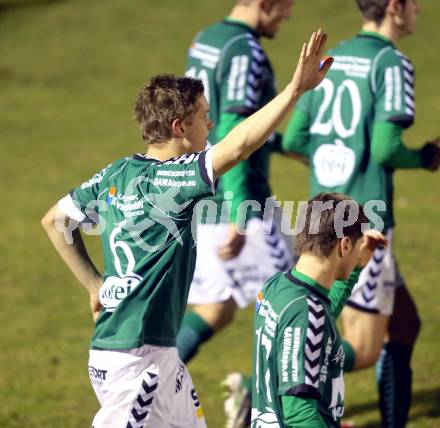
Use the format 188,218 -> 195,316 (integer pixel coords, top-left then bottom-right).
342,340 -> 356,372
176,311 -> 214,363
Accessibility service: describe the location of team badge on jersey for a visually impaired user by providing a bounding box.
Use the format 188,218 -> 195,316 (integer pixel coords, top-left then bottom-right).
256,291 -> 263,312
107,186 -> 117,205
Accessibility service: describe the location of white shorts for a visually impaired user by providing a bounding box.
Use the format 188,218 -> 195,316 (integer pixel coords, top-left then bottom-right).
189,215 -> 294,308
88,345 -> 206,428
347,230 -> 404,316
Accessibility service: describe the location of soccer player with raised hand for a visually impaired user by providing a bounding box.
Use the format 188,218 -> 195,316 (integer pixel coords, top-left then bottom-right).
282,1 -> 440,426
41,30 -> 331,428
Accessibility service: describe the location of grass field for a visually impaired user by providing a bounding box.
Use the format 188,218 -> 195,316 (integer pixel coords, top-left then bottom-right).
1,0 -> 439,427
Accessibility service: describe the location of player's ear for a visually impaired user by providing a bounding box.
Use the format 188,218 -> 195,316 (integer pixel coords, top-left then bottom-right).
339,236 -> 352,258
388,0 -> 404,19
260,0 -> 273,15
171,118 -> 186,138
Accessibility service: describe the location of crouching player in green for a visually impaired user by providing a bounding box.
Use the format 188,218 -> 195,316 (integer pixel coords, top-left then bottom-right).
252,193 -> 387,427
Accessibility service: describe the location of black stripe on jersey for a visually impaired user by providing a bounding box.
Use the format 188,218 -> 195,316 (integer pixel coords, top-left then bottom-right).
285,384 -> 321,400
284,272 -> 331,305
387,114 -> 414,129
198,150 -> 214,189
227,105 -> 257,116
132,154 -> 158,163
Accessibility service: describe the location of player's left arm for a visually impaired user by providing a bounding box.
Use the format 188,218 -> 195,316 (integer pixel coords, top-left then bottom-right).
41,204 -> 103,321
329,230 -> 387,319
371,121 -> 440,170
372,49 -> 440,171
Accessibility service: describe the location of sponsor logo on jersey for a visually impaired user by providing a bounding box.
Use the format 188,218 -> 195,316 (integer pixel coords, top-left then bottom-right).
281,327 -> 292,382
256,291 -> 263,312
88,366 -> 108,381
106,186 -> 117,205
320,337 -> 333,383
99,274 -> 142,312
292,327 -> 301,382
313,139 -> 356,187
80,164 -> 112,190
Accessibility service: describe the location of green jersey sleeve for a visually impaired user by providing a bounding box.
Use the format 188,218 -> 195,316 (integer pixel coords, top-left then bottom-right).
277,295 -> 329,400
218,35 -> 269,116
328,267 -> 362,319
57,162 -> 114,223
282,108 -> 312,157
373,48 -> 415,128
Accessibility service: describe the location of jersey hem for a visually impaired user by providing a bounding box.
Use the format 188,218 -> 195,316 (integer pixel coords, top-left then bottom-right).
91,336 -> 176,349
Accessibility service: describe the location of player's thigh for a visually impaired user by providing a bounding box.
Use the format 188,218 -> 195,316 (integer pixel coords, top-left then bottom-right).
226,217 -> 294,308
89,346 -> 179,428
170,362 -> 206,428
341,306 -> 389,369
189,223 -> 235,306
388,284 -> 421,345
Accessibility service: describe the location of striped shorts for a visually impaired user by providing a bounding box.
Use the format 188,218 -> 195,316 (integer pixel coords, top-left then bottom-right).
88,345 -> 206,428
189,214 -> 294,308
346,230 -> 404,316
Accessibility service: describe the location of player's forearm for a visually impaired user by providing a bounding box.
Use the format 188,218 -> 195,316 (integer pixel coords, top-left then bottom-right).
329,267 -> 362,319
212,83 -> 302,178
371,121 -> 422,169
41,206 -> 102,295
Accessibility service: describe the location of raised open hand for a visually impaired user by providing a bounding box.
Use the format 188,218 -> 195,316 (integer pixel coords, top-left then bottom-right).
291,29 -> 333,95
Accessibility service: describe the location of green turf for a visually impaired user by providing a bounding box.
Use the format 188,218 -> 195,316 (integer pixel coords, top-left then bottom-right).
1,0 -> 439,427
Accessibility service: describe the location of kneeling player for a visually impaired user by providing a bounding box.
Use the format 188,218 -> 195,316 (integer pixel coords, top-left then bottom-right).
252,193 -> 386,427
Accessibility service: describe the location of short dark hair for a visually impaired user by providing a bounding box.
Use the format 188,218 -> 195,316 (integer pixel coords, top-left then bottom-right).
355,0 -> 406,24
295,192 -> 368,257
134,74 -> 205,143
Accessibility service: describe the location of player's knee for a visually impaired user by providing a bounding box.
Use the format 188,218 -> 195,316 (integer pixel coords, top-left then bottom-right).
195,299 -> 237,331
216,300 -> 236,328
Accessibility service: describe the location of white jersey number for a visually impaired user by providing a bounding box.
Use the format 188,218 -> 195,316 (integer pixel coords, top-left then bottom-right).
310,78 -> 362,139
186,66 -> 210,104
255,327 -> 273,403
99,222 -> 142,312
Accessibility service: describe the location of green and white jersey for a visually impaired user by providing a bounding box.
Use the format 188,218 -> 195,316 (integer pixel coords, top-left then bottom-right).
252,270 -> 345,428
297,32 -> 415,229
186,18 -> 277,222
57,150 -> 215,349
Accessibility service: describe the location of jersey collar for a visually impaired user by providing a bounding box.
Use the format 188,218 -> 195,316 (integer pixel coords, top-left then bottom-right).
285,268 -> 331,303
357,30 -> 395,47
132,153 -> 160,162
223,17 -> 260,39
